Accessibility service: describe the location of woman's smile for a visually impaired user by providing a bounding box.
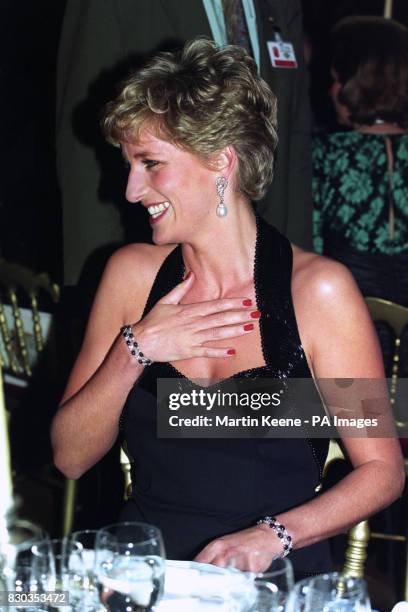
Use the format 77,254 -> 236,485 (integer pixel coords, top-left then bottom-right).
147,201 -> 170,224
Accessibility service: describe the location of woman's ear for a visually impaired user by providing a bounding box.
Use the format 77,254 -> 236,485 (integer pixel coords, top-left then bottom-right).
210,146 -> 237,178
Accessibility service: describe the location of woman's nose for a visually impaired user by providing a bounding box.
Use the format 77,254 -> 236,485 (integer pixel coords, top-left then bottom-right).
125,168 -> 147,203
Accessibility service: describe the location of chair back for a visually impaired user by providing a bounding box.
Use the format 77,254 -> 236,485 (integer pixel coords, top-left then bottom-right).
365,297 -> 408,433
0,259 -> 60,380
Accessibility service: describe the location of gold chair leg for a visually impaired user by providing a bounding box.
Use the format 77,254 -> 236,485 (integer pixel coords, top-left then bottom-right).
62,478 -> 77,536
343,520 -> 370,578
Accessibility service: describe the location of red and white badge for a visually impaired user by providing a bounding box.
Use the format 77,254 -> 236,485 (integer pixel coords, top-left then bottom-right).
267,41 -> 297,69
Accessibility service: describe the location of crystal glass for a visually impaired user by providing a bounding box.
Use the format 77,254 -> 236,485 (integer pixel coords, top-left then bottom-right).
66,530 -> 101,611
227,553 -> 293,611
0,517 -> 46,571
251,557 -> 294,612
192,563 -> 257,611
286,572 -> 371,611
95,522 -> 165,611
0,513 -> 48,605
31,538 -> 83,611
4,561 -> 47,612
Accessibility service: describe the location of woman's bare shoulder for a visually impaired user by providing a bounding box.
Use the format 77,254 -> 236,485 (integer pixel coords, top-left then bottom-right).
291,246 -> 383,377
90,242 -> 176,327
291,245 -> 358,303
106,242 -> 176,283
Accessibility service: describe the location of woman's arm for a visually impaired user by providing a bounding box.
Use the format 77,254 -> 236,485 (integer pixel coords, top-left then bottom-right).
277,255 -> 405,548
51,245 -> 160,479
195,255 -> 405,569
52,244 -> 258,479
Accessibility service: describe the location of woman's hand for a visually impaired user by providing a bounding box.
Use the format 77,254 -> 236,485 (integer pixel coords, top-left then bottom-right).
194,524 -> 280,572
133,272 -> 257,362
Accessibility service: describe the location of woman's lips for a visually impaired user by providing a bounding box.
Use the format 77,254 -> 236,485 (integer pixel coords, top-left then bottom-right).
149,206 -> 169,225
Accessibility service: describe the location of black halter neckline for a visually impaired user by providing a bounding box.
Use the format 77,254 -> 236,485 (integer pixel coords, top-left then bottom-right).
141,215 -> 311,385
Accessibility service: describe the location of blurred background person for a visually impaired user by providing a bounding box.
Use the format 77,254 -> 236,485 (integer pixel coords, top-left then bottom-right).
312,16 -> 408,374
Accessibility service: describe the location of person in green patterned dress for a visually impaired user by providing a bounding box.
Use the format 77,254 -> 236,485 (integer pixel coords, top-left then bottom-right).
312,16 -> 408,373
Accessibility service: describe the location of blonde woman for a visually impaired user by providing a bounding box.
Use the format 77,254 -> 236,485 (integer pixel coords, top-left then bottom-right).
52,39 -> 404,578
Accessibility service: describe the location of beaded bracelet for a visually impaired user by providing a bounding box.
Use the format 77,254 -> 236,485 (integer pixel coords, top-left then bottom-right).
120,325 -> 154,367
256,516 -> 293,558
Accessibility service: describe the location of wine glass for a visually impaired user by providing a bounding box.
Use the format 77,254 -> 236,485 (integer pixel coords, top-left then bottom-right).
95,522 -> 165,611
192,563 -> 257,611
4,561 -> 47,612
31,538 -> 83,611
286,572 -> 371,611
228,552 -> 294,611
252,557 -> 294,611
0,519 -> 48,579
65,530 -> 102,611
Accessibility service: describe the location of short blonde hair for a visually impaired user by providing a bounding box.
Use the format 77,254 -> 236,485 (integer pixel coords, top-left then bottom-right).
102,37 -> 278,201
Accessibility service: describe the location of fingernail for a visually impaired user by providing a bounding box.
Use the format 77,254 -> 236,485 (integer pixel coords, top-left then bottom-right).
227,349 -> 236,355
250,310 -> 261,319
243,323 -> 254,331
242,299 -> 252,306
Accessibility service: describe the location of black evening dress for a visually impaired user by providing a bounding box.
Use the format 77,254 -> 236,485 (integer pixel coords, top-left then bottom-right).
120,216 -> 331,576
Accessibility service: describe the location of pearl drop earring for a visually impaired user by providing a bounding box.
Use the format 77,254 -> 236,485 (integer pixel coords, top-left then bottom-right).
216,176 -> 228,218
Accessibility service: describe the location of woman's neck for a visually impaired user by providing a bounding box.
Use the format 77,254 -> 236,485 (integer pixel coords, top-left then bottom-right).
355,122 -> 406,135
181,200 -> 257,298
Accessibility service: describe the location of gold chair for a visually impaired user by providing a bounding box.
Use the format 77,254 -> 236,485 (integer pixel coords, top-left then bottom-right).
120,444 -> 133,501
0,258 -> 60,380
365,297 -> 408,431
0,259 -> 77,536
365,297 -> 408,599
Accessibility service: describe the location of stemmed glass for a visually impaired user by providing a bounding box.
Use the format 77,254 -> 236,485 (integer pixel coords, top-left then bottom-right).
31,538 -> 83,611
65,530 -> 102,611
228,553 -> 294,611
251,557 -> 294,612
286,572 -> 371,611
4,562 -> 45,612
94,522 -> 165,612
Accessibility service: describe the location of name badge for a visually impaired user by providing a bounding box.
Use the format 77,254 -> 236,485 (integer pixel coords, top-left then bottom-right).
267,41 -> 297,69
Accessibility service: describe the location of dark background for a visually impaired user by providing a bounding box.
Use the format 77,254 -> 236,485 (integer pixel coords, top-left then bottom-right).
1,5 -> 407,603
1,0 -> 408,282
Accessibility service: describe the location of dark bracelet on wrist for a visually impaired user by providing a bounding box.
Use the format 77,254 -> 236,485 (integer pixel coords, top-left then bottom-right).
120,325 -> 154,366
256,516 -> 293,558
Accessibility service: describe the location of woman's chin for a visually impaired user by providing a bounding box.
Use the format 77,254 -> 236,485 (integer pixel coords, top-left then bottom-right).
152,229 -> 176,246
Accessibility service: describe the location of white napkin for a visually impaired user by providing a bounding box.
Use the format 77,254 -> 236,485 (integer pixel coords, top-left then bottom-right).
161,560 -> 256,611
157,597 -> 233,611
391,603 -> 408,612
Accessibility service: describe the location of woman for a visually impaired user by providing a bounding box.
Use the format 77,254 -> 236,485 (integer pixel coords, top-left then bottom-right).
313,16 -> 408,312
52,38 -> 404,577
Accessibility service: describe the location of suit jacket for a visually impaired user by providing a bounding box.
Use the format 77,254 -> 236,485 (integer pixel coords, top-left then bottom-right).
57,0 -> 312,284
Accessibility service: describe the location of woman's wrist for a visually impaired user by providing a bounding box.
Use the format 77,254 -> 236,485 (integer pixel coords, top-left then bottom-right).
256,516 -> 294,558
120,324 -> 154,366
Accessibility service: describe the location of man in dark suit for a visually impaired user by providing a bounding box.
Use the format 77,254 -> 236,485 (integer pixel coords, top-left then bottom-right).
57,0 -> 311,285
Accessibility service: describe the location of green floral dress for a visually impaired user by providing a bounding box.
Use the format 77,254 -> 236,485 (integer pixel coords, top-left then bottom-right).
312,131 -> 408,255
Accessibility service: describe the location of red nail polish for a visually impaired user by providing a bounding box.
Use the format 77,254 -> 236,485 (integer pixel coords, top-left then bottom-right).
250,310 -> 261,319
244,323 -> 254,331
227,349 -> 236,355
242,299 -> 252,306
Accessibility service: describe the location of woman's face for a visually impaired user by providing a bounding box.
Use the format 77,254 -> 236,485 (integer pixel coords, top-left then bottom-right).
329,70 -> 351,126
122,129 -> 221,245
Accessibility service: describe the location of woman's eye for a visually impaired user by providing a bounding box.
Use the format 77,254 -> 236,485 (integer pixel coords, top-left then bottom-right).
143,159 -> 159,169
